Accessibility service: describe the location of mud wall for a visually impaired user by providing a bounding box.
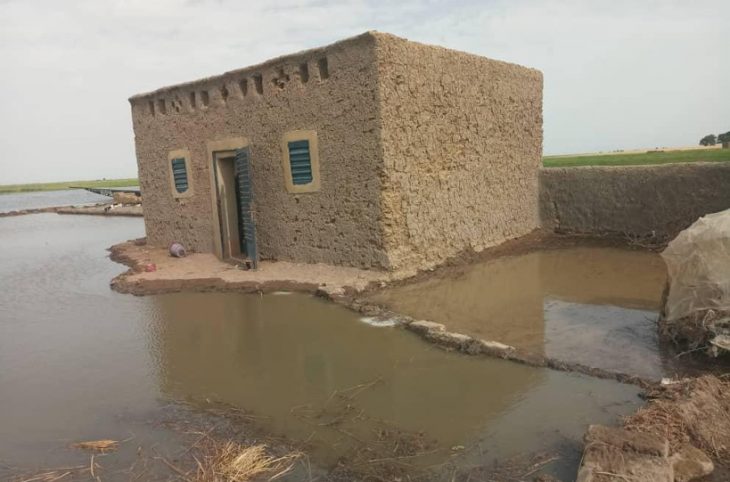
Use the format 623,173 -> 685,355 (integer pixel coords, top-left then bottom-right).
540,163 -> 730,239
375,33 -> 543,272
130,33 -> 389,268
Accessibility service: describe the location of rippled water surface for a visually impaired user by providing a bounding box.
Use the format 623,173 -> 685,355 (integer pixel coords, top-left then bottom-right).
0,214 -> 642,480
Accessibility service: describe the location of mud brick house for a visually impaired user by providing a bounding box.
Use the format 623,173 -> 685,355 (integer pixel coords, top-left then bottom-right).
129,32 -> 543,272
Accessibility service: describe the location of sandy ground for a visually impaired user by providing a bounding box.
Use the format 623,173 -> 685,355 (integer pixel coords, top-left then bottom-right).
110,239 -> 390,295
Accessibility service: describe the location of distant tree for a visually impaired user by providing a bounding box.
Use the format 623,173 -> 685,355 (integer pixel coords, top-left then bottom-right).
718,131 -> 730,144
700,134 -> 717,146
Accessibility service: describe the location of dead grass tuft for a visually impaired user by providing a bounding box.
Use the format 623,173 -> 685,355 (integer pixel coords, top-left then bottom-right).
194,441 -> 301,481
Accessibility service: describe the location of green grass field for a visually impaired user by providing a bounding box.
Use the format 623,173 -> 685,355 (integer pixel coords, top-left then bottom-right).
543,148 -> 730,168
0,178 -> 139,194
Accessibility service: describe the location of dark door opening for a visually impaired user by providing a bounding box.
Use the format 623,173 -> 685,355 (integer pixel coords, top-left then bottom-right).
213,149 -> 258,267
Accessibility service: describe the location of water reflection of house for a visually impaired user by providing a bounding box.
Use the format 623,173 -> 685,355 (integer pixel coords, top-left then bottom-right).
147,293 -> 545,455
129,32 -> 542,272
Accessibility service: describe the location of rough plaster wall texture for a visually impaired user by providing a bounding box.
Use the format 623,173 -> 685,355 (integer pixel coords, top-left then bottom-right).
135,129 -> 213,254
539,163 -> 730,239
130,33 -> 390,268
374,33 -> 544,272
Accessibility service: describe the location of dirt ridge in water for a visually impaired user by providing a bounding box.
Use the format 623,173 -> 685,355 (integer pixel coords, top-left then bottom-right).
0,206 -> 61,217
326,292 -> 657,389
1,203 -> 143,218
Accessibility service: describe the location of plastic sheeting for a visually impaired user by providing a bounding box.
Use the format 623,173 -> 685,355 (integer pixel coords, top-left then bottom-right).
661,209 -> 730,354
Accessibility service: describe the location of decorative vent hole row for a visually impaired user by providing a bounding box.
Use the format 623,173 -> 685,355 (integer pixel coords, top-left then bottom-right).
147,56 -> 329,116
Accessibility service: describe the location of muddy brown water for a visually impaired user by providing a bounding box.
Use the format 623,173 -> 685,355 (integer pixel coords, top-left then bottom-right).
367,247 -> 677,380
0,213 -> 643,480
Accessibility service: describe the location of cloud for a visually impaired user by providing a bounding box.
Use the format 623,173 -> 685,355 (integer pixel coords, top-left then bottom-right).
0,0 -> 727,183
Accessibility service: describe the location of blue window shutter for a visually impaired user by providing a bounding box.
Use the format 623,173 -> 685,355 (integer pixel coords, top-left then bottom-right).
171,158 -> 188,193
235,148 -> 258,268
287,140 -> 313,185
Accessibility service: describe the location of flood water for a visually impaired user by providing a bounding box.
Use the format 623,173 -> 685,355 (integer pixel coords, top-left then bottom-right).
0,213 -> 643,480
367,247 -> 671,380
0,188 -> 113,213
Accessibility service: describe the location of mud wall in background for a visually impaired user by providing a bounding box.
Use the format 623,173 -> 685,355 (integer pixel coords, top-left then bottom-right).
375,33 -> 544,272
130,33 -> 389,269
540,163 -> 730,240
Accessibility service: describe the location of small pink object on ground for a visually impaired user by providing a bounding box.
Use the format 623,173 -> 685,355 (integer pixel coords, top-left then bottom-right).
144,263 -> 157,272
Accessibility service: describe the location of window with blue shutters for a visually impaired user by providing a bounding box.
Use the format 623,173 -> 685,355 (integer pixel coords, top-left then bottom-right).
281,131 -> 320,193
168,149 -> 194,198
287,140 -> 313,185
171,158 -> 189,193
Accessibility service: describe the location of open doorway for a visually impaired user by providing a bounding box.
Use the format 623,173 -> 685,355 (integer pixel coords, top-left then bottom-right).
213,152 -> 241,259
212,149 -> 257,266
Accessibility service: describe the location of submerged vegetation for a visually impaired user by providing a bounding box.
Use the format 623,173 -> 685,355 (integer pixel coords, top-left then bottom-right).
543,147 -> 730,168
0,178 -> 138,194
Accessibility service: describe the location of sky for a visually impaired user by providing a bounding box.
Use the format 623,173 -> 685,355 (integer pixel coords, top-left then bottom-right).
0,0 -> 728,184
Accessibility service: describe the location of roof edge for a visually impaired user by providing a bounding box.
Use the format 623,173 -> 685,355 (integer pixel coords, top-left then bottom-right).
369,31 -> 542,76
128,31 -> 380,103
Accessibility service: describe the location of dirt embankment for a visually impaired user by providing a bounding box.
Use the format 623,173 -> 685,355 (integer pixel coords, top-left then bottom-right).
57,204 -> 143,216
578,375 -> 730,482
325,294 -> 657,389
0,206 -> 61,217
1,203 -> 143,218
625,376 -> 730,462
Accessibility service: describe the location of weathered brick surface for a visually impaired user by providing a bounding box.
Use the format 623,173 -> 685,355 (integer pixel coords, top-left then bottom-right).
376,34 -> 543,271
130,32 -> 543,272
131,34 -> 388,268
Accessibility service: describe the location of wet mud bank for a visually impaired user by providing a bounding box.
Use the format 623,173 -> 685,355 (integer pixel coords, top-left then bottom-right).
109,230 -> 642,297
57,204 -> 143,216
578,375 -> 730,482
0,203 -> 143,218
378,313 -> 654,388
0,205 -> 61,217
108,237 -> 387,296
